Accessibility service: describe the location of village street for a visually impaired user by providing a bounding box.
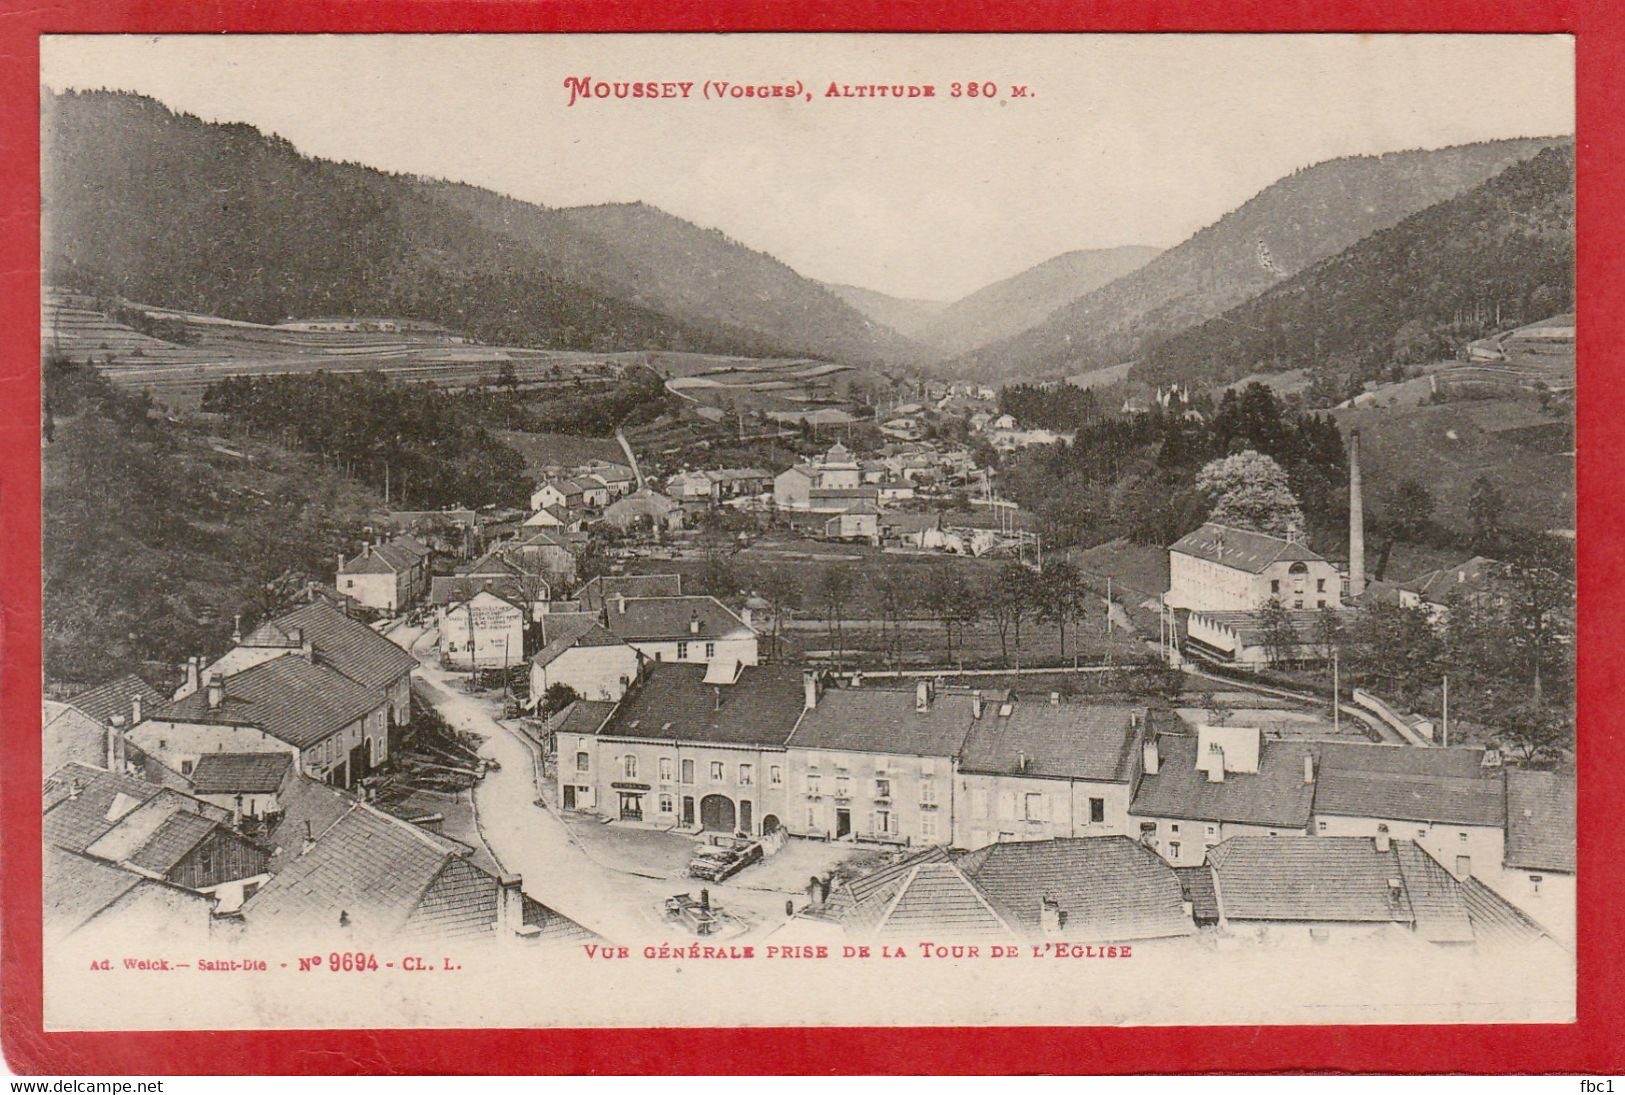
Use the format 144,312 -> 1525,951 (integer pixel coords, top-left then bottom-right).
387,621 -> 846,946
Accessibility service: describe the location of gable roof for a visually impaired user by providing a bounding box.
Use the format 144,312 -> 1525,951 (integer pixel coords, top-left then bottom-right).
531,614 -> 633,669
190,752 -> 294,795
43,701 -> 111,774
43,764 -> 224,853
788,686 -> 994,758
248,601 -> 418,691
1408,556 -> 1502,605
1312,768 -> 1506,828
578,573 -> 683,610
598,663 -> 806,748
1504,768 -> 1575,872
959,701 -> 1148,782
1208,836 -> 1413,924
551,699 -> 619,739
156,654 -> 385,749
955,837 -> 1194,942
1131,734 -> 1319,829
66,675 -> 165,727
598,596 -> 753,643
429,574 -> 536,608
1169,523 -> 1326,574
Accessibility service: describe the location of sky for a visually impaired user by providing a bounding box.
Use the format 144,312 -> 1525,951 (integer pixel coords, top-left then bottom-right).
41,34 -> 1574,302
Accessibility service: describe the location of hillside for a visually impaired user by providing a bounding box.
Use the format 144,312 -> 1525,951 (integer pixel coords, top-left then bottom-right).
944,137 -> 1567,382
1139,145 -> 1574,392
42,90 -> 914,368
919,245 -> 1162,356
822,283 -> 948,341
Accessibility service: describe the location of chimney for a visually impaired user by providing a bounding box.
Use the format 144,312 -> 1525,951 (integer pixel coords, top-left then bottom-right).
68,778 -> 83,801
302,819 -> 317,856
713,686 -> 723,712
1205,742 -> 1226,783
498,873 -> 525,936
231,614 -> 243,644
183,656 -> 201,697
614,593 -> 627,615
1142,735 -> 1160,776
1348,428 -> 1365,598
915,680 -> 930,713
1387,876 -> 1404,904
301,636 -> 316,664
1017,750 -> 1028,773
1374,825 -> 1391,853
972,690 -> 983,719
206,672 -> 224,710
1303,754 -> 1316,785
337,551 -> 345,575
1039,897 -> 1065,935
803,670 -> 821,711
1049,691 -> 1060,707
740,605 -> 753,628
689,611 -> 701,635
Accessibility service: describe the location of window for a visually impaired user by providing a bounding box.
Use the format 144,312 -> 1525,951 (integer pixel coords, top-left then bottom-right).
659,794 -> 674,814
1317,598 -> 1326,608
835,776 -> 851,797
681,759 -> 695,784
1293,599 -> 1303,609
921,813 -> 937,840
920,780 -> 936,805
1530,874 -> 1544,894
1271,579 -> 1280,593
1024,793 -> 1045,821
807,807 -> 817,827
677,641 -> 690,660
875,810 -> 894,835
710,761 -> 724,782
1169,841 -> 1182,860
739,764 -> 753,786
1318,820 -> 1328,832
1316,578 -> 1326,592
875,778 -> 891,798
623,755 -> 638,779
1090,797 -> 1105,824
705,642 -> 715,660
1170,822 -> 1181,835
1458,831 -> 1468,843
181,759 -> 195,776
770,765 -> 783,786
806,773 -> 821,795
344,578 -> 355,589
659,757 -> 674,782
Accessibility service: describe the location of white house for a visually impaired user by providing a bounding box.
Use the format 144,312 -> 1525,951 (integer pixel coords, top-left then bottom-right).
437,589 -> 526,672
1166,523 -> 1343,614
597,594 -> 758,668
529,613 -> 643,705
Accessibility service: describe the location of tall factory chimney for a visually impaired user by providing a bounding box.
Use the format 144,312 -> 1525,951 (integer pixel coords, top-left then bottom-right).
1348,428 -> 1365,599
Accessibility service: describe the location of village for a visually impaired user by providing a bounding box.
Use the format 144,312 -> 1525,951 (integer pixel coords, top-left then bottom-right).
41,376 -> 1575,962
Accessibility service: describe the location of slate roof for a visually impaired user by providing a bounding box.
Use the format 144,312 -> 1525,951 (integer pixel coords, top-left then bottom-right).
1174,865 -> 1220,923
955,837 -> 1194,942
577,573 -> 683,611
867,861 -> 1017,941
1504,768 -> 1575,872
1392,841 -> 1476,943
1317,742 -> 1488,778
551,701 -> 618,740
599,596 -> 754,643
242,803 -> 470,936
122,811 -> 222,874
1408,557 -> 1502,606
597,662 -> 806,748
42,764 -> 224,853
157,654 -> 385,749
1313,769 -> 1506,828
190,752 -> 294,795
958,701 -> 1145,782
1458,875 -> 1553,947
532,614 -> 631,669
429,574 -> 535,608
249,601 -> 418,691
66,675 -> 165,727
1208,836 -> 1413,924
1170,523 -> 1327,573
1131,734 -> 1319,828
788,686 -> 996,759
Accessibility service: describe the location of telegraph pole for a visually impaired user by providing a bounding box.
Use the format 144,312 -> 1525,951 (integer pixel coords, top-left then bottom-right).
1442,675 -> 1449,747
1332,651 -> 1340,735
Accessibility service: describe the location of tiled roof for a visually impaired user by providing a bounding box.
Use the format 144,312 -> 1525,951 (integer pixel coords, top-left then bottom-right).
157,654 -> 384,749
252,601 -> 418,691
959,701 -> 1144,782
1170,523 -> 1326,573
578,573 -> 683,610
122,811 -> 222,875
550,699 -> 618,739
1313,769 -> 1506,828
1409,557 -> 1501,605
429,574 -> 533,608
598,663 -> 806,748
1458,875 -> 1552,947
1193,609 -> 1354,646
337,550 -> 398,575
532,615 -> 631,669
1208,836 -> 1413,924
42,764 -> 223,853
864,861 -> 1017,941
788,686 -> 994,759
190,752 -> 294,795
602,490 -> 677,519
599,596 -> 753,643
1504,768 -> 1575,872
1174,866 -> 1220,923
1393,841 -> 1475,943
956,837 -> 1194,942
1130,734 -> 1319,829
1317,742 -> 1488,778
242,803 -> 467,936
263,776 -> 355,867
66,675 -> 165,727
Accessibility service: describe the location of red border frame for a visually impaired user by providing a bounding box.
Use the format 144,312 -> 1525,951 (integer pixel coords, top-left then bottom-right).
3,1 -> 1622,1075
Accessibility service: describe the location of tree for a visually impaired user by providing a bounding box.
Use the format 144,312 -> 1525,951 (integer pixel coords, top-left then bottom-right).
1257,596 -> 1299,667
1314,604 -> 1344,664
1387,479 -> 1436,543
757,568 -> 800,661
986,563 -> 1034,668
816,564 -> 857,667
1036,561 -> 1088,661
870,567 -> 912,671
540,682 -> 578,718
1467,475 -> 1506,551
1498,701 -> 1572,763
1195,450 -> 1305,537
920,567 -> 979,667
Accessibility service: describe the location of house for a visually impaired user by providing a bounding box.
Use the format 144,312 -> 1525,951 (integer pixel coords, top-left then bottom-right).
430,546 -> 553,620
523,504 -> 576,530
140,654 -> 391,789
809,486 -> 882,514
880,417 -> 925,442
711,467 -> 773,500
335,536 -> 432,614
189,752 -> 296,822
1489,767 -> 1575,944
786,679 -> 986,846
955,699 -> 1161,849
667,470 -> 721,504
1166,523 -> 1344,614
44,845 -> 215,948
581,462 -> 637,497
1206,835 -> 1550,950
437,589 -> 527,672
529,613 -> 643,704
1399,556 -> 1503,623
43,701 -> 121,777
241,798 -> 595,944
601,487 -> 684,533
1128,725 -> 1321,867
597,594 -> 758,668
578,573 -> 684,612
44,763 -> 272,916
876,479 -> 916,504
531,477 -> 600,513
557,662 -> 808,835
211,601 -> 417,729
773,465 -> 819,510
824,502 -> 881,544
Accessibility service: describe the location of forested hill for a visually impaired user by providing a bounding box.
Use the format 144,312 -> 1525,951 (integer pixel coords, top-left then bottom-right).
942,137 -> 1567,382
1136,144 -> 1575,393
42,89 -> 916,366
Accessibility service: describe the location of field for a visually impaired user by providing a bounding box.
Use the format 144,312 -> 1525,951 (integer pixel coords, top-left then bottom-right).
495,430 -> 627,478
647,349 -> 894,418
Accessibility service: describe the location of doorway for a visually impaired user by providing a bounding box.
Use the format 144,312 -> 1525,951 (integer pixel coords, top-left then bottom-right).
739,800 -> 753,834
563,785 -> 576,810
618,793 -> 643,822
835,808 -> 851,839
682,796 -> 695,827
700,794 -> 736,832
